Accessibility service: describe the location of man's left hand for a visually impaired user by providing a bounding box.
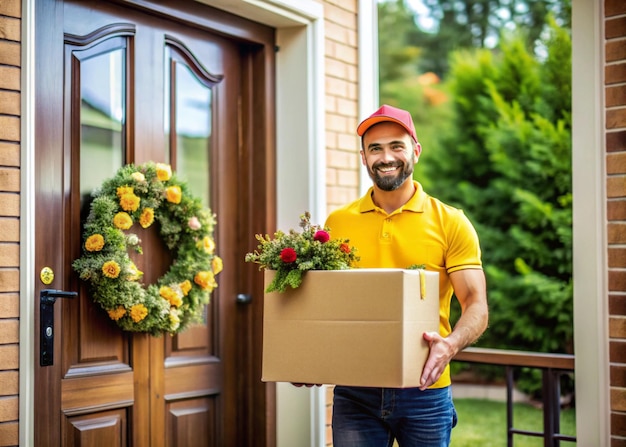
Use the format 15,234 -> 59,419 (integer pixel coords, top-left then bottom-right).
419,331 -> 455,391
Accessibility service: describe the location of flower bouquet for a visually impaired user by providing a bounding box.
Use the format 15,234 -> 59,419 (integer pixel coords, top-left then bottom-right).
244,211 -> 359,293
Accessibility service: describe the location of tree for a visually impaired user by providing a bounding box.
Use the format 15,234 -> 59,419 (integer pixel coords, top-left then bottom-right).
378,0 -> 572,77
377,0 -> 423,84
427,17 -> 573,365
377,1 -> 572,396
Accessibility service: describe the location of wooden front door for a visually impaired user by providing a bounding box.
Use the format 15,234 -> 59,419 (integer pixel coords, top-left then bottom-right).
34,1 -> 276,446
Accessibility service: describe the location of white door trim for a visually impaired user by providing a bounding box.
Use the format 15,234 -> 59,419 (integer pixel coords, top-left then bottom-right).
572,0 -> 609,445
19,0 -> 37,445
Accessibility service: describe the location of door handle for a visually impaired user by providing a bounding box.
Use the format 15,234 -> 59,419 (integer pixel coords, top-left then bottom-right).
236,293 -> 252,305
40,289 -> 77,366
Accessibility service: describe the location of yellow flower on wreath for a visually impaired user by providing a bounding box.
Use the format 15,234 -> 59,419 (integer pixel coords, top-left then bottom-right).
113,212 -> 133,230
194,271 -> 217,291
139,207 -> 154,228
212,256 -> 223,275
108,306 -> 126,321
119,192 -> 140,212
156,163 -> 172,181
116,186 -> 134,198
130,304 -> 148,322
85,234 -> 105,252
166,185 -> 182,204
199,236 -> 215,254
180,280 -> 192,296
102,260 -> 121,279
159,285 -> 182,308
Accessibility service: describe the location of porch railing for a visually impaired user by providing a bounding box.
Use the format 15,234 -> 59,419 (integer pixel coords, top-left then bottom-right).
454,347 -> 576,447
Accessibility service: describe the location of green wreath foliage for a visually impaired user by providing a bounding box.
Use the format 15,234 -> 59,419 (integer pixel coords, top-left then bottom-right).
72,162 -> 222,336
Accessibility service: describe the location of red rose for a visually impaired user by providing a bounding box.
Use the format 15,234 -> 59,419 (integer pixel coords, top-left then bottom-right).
314,230 -> 330,243
340,243 -> 351,254
280,247 -> 297,263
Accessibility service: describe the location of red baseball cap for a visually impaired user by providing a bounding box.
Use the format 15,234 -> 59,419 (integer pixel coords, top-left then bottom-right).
357,104 -> 418,143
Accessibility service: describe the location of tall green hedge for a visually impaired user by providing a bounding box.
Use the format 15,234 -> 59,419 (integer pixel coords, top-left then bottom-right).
427,18 -> 573,367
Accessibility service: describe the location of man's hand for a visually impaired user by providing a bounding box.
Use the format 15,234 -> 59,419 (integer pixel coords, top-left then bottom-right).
420,269 -> 488,391
419,331 -> 455,390
291,383 -> 322,387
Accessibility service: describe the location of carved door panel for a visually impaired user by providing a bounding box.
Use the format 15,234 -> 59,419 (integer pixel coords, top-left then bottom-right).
34,1 -> 276,445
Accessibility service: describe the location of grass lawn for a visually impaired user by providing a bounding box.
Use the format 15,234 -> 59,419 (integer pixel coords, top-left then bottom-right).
451,398 -> 576,447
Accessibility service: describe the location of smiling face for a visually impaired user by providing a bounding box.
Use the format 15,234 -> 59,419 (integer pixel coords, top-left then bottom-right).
361,121 -> 421,191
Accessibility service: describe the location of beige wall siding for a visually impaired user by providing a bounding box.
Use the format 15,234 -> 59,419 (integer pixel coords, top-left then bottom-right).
0,0 -> 21,445
606,0 -> 626,442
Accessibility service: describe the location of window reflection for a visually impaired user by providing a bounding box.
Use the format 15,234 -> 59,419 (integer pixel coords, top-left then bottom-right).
163,45 -> 217,343
80,47 -> 125,202
165,51 -> 212,207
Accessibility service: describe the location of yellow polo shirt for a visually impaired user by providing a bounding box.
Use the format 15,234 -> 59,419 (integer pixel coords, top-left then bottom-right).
325,181 -> 482,388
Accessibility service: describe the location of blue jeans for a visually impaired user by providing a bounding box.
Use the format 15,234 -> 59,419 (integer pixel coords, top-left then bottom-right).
332,386 -> 457,447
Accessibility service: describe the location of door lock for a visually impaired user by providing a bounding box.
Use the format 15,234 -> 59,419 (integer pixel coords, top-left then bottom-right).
40,289 -> 77,366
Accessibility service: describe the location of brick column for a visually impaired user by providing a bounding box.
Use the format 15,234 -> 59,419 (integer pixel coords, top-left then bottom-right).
605,0 -> 626,442
0,0 -> 22,445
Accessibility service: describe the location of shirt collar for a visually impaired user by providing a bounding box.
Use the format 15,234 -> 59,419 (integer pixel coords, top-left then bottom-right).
358,180 -> 427,214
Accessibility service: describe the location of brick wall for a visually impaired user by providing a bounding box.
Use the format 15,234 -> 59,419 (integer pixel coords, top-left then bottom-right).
323,0 -> 361,214
322,1 -> 361,444
0,0 -> 21,446
606,0 -> 626,444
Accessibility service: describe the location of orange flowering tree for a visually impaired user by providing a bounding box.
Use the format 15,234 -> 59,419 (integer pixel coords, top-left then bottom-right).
73,162 -> 222,335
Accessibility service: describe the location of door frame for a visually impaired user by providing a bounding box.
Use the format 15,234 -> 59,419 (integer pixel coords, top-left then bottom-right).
19,1 -> 612,446
571,0 -> 610,445
20,0 -> 332,445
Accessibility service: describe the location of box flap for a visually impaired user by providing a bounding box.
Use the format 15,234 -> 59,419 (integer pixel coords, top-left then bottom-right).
264,269 -> 439,322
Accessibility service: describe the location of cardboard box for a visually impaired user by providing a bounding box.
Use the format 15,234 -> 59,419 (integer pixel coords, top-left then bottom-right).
261,269 -> 439,388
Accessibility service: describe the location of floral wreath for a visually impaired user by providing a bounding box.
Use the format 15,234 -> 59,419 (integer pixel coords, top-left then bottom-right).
72,162 -> 222,336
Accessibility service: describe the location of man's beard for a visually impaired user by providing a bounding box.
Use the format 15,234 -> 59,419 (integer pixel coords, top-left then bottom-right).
367,157 -> 414,191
